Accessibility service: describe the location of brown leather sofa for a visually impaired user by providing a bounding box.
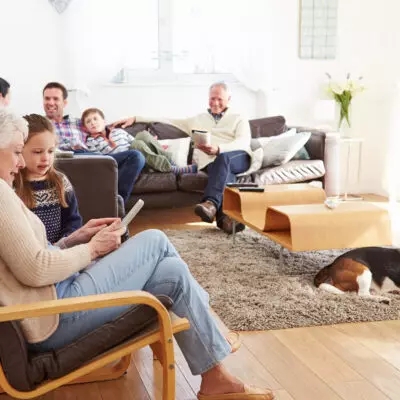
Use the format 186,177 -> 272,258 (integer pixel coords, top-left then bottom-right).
125,115 -> 327,210
57,115 -> 328,214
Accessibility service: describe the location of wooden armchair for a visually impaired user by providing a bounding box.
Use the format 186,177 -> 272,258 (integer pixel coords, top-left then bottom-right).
0,291 -> 190,400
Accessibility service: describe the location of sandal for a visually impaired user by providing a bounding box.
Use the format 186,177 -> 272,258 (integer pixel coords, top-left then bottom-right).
197,384 -> 275,399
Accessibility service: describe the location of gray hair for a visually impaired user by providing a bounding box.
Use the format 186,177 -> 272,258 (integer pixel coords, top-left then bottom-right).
0,108 -> 28,149
209,81 -> 231,97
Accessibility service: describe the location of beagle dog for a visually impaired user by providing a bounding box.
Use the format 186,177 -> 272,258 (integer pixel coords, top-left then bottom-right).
314,247 -> 400,303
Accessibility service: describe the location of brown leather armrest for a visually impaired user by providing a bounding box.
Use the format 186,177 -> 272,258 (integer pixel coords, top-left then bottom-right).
55,155 -> 119,222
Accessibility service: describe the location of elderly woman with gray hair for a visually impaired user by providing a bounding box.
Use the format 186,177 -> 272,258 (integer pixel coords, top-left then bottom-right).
0,109 -> 273,399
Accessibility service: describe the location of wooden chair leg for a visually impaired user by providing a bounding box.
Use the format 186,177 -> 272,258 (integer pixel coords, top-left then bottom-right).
150,341 -> 164,364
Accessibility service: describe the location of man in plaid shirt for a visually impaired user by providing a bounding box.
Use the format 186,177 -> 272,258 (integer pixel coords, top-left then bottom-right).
42,82 -> 145,204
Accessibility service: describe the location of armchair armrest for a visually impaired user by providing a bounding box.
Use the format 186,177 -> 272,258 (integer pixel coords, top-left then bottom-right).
55,155 -> 119,222
0,291 -> 170,322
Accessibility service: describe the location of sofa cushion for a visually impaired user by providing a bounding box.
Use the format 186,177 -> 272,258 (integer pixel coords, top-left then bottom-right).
158,137 -> 191,167
259,131 -> 312,168
177,171 -> 209,192
0,295 -> 173,392
254,159 -> 325,185
132,172 -> 178,193
290,126 -> 326,160
249,116 -> 287,138
251,129 -> 312,164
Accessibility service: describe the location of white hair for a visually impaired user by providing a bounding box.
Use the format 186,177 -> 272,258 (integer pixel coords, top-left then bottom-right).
209,81 -> 231,97
0,108 -> 28,149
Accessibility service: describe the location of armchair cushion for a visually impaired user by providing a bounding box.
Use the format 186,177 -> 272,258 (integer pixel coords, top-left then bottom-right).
0,295 -> 173,392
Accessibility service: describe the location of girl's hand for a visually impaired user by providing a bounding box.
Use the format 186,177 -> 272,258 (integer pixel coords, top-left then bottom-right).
65,218 -> 120,247
88,220 -> 127,259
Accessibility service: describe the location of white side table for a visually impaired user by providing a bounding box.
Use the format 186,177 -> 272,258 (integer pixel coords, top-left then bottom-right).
339,136 -> 364,201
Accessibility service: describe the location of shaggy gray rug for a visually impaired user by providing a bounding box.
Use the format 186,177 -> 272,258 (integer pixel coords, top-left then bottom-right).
165,228 -> 400,331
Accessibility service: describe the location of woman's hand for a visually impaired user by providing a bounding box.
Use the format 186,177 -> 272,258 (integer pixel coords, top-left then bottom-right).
88,220 -> 127,259
64,218 -> 120,248
108,117 -> 136,129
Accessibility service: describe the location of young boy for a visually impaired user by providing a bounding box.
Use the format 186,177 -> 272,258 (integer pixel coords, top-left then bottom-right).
81,108 -> 197,174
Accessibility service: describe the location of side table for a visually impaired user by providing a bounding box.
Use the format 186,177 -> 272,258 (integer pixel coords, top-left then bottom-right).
339,136 -> 364,201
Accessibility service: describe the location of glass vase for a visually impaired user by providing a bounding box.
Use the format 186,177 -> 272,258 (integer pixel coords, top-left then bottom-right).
337,103 -> 352,137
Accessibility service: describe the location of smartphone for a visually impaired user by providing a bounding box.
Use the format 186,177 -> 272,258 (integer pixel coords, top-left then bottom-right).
122,199 -> 144,227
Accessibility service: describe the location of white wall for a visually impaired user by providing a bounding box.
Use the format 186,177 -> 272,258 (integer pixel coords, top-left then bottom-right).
2,0 -> 65,114
262,0 -> 400,195
3,0 -> 400,196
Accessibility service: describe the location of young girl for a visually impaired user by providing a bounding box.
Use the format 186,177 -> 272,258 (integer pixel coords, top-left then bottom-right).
14,114 -> 82,244
81,108 -> 197,174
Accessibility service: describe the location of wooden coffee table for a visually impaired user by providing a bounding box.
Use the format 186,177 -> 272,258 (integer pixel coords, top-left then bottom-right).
223,185 -> 392,251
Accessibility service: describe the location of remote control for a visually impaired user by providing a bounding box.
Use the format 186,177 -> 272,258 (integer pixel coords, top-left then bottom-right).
239,187 -> 265,192
226,182 -> 258,188
122,199 -> 144,227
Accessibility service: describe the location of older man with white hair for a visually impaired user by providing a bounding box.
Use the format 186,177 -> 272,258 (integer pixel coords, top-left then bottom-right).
111,82 -> 252,234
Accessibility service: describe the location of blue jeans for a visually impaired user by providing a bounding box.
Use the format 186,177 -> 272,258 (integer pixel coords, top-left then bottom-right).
73,149 -> 145,204
29,230 -> 230,375
202,151 -> 250,220
110,150 -> 145,203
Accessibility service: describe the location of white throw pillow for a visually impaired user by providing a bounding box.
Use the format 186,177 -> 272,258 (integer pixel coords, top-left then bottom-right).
158,137 -> 191,167
236,147 -> 264,177
261,131 -> 312,168
254,128 -> 297,149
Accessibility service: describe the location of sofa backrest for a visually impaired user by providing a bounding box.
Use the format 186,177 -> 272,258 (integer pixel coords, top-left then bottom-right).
123,115 -> 326,162
249,116 -> 287,138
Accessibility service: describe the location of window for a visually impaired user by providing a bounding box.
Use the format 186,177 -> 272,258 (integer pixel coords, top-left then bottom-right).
299,0 -> 338,60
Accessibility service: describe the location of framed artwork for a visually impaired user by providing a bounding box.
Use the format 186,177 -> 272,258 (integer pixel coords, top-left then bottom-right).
299,0 -> 338,59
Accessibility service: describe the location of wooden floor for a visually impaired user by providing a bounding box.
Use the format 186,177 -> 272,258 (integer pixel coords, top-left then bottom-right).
3,194 -> 400,400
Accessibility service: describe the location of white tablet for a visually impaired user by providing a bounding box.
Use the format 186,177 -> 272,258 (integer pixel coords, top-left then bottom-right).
122,199 -> 144,227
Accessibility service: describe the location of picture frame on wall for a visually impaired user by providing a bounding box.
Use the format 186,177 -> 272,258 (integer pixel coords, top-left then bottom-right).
298,0 -> 338,60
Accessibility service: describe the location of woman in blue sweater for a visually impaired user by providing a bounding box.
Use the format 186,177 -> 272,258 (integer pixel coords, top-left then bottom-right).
14,114 -> 82,243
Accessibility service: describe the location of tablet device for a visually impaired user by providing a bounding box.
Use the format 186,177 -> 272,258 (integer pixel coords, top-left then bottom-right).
122,199 -> 144,227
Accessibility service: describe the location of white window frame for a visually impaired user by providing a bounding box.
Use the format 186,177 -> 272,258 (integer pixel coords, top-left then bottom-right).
120,0 -> 236,85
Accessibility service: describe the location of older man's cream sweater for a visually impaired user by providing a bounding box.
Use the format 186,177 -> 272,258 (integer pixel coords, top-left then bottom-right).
0,179 -> 91,343
136,109 -> 252,170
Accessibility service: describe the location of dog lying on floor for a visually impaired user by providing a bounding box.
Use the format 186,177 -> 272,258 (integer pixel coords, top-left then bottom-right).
314,247 -> 400,303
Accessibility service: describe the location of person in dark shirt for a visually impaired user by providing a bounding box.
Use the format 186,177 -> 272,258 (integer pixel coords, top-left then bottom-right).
0,77 -> 11,107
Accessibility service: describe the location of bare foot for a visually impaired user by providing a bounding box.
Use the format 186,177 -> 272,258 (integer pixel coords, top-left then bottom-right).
199,364 -> 244,395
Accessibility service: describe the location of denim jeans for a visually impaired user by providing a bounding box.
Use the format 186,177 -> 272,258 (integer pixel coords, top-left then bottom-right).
110,150 -> 145,203
72,149 -> 145,204
202,150 -> 250,220
28,230 -> 230,375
